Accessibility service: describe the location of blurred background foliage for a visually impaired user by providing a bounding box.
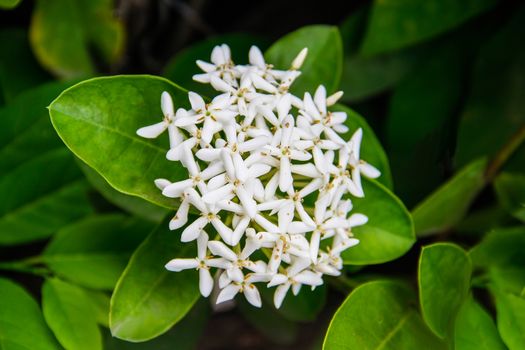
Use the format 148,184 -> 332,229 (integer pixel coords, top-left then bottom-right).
0,0 -> 524,349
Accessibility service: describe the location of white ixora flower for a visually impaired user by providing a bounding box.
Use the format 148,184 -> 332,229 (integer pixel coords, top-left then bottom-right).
137,44 -> 381,309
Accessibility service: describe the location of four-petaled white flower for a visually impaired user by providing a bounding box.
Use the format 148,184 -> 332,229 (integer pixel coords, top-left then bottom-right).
137,44 -> 381,308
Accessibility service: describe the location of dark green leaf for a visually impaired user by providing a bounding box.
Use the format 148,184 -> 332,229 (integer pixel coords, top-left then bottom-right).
265,25 -> 343,95
164,33 -> 269,96
342,179 -> 414,265
454,295 -> 505,350
260,284 -> 327,323
324,280 -> 445,350
49,75 -> 189,209
469,226 -> 525,268
42,278 -> 102,350
79,161 -> 168,222
0,81 -> 72,173
0,149 -> 93,245
494,172 -> 525,222
386,47 -> 464,206
238,298 -> 299,345
335,104 -> 392,188
105,301 -> 209,350
360,0 -> 497,55
491,288 -> 525,350
455,7 -> 525,169
30,0 -> 124,78
418,243 -> 472,338
412,158 -> 487,236
110,217 -> 199,341
43,214 -> 153,290
0,29 -> 49,105
0,277 -> 60,350
340,47 -> 425,102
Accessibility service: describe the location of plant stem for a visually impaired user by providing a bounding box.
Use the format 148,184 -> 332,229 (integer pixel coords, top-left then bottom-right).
485,124 -> 525,181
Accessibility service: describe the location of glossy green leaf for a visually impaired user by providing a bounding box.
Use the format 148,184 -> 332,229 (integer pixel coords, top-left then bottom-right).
469,226 -> 525,268
454,295 -> 505,350
0,29 -> 49,105
265,25 -> 343,94
79,161 -> 168,222
386,47 -> 463,206
455,7 -> 525,169
412,158 -> 487,236
0,277 -> 60,350
43,214 -> 153,290
30,0 -> 124,78
164,33 -> 269,96
419,243 -> 472,338
105,301 -> 209,350
42,278 -> 102,350
494,172 -> 525,222
49,75 -> 189,209
335,104 -> 392,188
324,280 -> 445,350
492,289 -> 525,350
342,179 -> 414,265
0,149 -> 93,245
0,0 -> 21,9
360,0 -> 497,55
110,218 -> 199,341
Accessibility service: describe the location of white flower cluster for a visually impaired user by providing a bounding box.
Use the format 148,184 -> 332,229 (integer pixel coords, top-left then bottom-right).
137,44 -> 380,308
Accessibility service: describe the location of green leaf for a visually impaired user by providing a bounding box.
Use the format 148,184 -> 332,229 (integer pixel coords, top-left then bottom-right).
164,33 -> 269,97
79,161 -> 168,222
494,172 -> 525,222
110,217 -> 199,341
42,278 -> 102,350
0,29 -> 49,105
43,214 -> 153,290
335,104 -> 392,188
0,81 -> 72,172
323,280 -> 445,350
0,0 -> 21,9
0,277 -> 60,350
260,284 -> 327,323
492,289 -> 525,350
360,0 -> 497,55
342,179 -> 414,265
0,149 -> 93,245
454,295 -> 505,350
469,226 -> 525,268
412,158 -> 488,236
30,0 -> 124,78
265,25 -> 343,95
238,298 -> 299,345
105,301 -> 209,350
0,81 -> 93,245
84,289 -> 111,328
49,75 -> 189,209
418,243 -> 472,338
455,7 -> 525,169
386,47 -> 464,206
340,47 -> 425,102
